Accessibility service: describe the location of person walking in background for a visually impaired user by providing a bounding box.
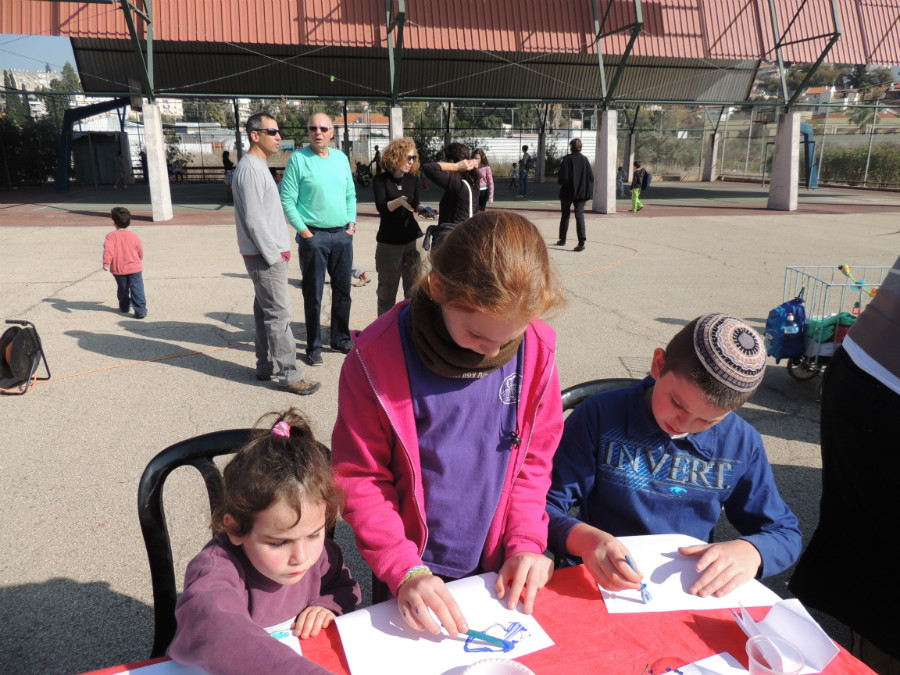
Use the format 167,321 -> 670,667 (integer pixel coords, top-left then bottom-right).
139,149 -> 148,184
372,138 -> 424,316
630,161 -> 647,212
616,166 -> 626,198
555,138 -> 594,252
112,143 -> 129,189
519,145 -> 532,196
370,145 -> 381,175
233,112 -> 319,395
508,162 -> 518,190
103,207 -> 146,318
472,148 -> 494,211
789,255 -> 900,675
281,112 -> 357,366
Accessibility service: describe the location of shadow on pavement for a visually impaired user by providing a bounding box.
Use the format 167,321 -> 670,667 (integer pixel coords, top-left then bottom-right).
0,578 -> 154,674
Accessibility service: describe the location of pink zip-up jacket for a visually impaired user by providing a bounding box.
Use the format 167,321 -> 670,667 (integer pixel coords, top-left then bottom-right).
331,300 -> 563,594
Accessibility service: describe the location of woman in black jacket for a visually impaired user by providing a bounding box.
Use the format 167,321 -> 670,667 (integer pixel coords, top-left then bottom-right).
421,143 -> 480,227
372,138 -> 425,316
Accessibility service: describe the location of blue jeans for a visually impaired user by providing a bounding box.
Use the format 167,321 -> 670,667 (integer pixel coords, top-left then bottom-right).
114,272 -> 147,315
243,257 -> 303,385
299,227 -> 353,355
520,169 -> 529,196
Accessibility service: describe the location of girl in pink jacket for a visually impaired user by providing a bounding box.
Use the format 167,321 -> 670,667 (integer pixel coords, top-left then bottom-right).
332,211 -> 565,641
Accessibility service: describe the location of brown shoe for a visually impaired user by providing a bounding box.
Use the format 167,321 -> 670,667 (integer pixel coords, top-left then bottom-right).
278,379 -> 321,396
353,272 -> 372,287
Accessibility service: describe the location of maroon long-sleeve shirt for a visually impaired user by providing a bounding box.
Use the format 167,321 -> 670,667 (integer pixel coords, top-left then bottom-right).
168,535 -> 360,675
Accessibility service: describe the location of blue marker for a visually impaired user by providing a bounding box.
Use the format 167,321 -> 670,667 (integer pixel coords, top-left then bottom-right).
624,555 -> 653,604
465,629 -> 514,651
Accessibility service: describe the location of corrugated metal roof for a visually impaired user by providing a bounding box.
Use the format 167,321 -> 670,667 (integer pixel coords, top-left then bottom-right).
6,0 -> 894,63
4,0 -> 898,103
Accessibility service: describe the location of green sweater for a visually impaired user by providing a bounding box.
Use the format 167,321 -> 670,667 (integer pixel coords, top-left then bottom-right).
280,146 -> 356,232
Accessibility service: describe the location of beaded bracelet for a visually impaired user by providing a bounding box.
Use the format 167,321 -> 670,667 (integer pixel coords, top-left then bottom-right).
400,565 -> 432,587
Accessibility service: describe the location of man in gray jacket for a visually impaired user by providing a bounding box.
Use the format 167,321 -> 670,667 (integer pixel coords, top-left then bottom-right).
232,112 -> 319,395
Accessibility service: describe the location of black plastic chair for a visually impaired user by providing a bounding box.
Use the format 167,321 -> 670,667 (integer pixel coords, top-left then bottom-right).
561,377 -> 641,412
138,428 -> 252,657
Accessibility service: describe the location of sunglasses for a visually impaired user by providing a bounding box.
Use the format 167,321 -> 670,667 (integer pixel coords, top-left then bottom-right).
253,128 -> 280,137
407,154 -> 417,161
308,125 -> 332,133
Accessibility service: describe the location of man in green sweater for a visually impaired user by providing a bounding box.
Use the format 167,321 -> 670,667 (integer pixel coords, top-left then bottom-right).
281,113 -> 358,366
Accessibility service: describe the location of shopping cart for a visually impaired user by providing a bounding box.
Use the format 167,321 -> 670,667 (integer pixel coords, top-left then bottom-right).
777,265 -> 889,388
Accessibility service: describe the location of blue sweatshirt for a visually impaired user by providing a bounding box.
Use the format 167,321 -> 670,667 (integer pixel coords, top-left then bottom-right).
546,377 -> 801,578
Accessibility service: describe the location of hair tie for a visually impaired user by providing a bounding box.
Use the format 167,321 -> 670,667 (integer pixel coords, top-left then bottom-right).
271,421 -> 290,437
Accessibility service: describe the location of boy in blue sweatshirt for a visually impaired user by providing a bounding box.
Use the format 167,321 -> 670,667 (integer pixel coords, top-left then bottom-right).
547,313 -> 801,598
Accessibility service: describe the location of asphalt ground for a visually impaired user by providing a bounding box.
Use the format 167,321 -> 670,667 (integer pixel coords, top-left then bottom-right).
1,178 -> 898,674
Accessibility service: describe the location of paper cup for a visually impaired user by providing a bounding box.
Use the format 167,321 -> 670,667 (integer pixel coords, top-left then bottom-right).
462,658 -> 536,675
746,634 -> 805,675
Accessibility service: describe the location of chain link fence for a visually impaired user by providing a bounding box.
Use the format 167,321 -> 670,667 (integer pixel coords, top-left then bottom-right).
6,96 -> 897,190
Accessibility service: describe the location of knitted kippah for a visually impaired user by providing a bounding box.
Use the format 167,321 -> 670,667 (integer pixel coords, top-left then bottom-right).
693,313 -> 766,392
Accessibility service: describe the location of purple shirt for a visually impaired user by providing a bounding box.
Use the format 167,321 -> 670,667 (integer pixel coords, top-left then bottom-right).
400,307 -> 521,578
168,534 -> 360,675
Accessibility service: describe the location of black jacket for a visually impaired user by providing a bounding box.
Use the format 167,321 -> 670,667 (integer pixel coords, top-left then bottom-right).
558,152 -> 594,201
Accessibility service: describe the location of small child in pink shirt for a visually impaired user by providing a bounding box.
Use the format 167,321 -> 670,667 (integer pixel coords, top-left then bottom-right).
102,207 -> 147,318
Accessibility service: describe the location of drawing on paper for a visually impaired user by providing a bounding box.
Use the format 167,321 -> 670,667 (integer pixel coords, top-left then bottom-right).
463,622 -> 530,653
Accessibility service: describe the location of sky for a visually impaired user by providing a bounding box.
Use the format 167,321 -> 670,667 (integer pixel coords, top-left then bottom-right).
0,34 -> 77,73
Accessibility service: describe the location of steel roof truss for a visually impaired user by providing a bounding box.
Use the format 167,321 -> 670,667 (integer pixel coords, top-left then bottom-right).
593,0 -> 644,110
118,0 -> 155,101
386,0 -> 406,107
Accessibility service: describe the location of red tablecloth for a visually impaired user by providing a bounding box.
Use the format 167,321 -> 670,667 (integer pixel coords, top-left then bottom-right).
85,565 -> 875,674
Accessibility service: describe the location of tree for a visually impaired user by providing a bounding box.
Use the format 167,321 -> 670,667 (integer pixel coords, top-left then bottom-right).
39,80 -> 69,129
859,67 -> 893,91
61,62 -> 82,93
3,71 -> 30,124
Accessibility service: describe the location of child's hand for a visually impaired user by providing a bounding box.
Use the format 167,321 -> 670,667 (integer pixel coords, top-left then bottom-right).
679,539 -> 762,597
567,523 -> 642,592
397,574 -> 468,638
291,606 -> 336,639
495,552 -> 553,614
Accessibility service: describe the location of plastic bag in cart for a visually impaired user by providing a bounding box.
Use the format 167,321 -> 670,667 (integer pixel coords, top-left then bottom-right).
764,289 -> 807,363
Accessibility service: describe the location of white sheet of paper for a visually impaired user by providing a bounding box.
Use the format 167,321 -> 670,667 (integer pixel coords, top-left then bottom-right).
335,572 -> 554,675
732,599 -> 840,674
601,534 -> 781,613
114,661 -> 207,674
677,652 -> 748,675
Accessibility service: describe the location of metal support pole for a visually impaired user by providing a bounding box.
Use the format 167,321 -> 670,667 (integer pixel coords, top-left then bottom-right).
863,101 -> 878,187
342,100 -> 350,157
767,0 -> 790,106
656,109 -> 662,175
720,110 -> 729,175
232,98 -> 242,160
744,107 -> 754,177
817,117 -> 827,178
697,113 -> 706,180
